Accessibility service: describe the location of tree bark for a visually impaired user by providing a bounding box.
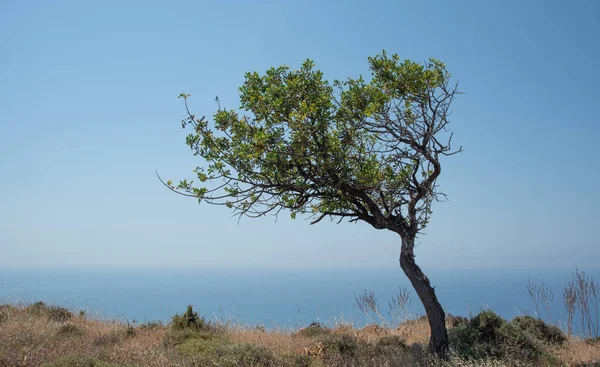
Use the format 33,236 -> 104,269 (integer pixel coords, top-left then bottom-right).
399,236 -> 448,357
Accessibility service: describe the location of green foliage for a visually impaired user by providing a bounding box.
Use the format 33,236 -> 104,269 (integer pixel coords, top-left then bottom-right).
215,343 -> 277,367
176,333 -> 230,357
171,50 -> 460,235
317,334 -> 359,359
296,322 -> 331,338
283,354 -> 317,367
176,333 -> 276,367
574,362 -> 600,367
510,316 -> 566,345
28,301 -> 73,322
125,325 -> 135,338
448,310 -> 542,360
139,321 -> 163,330
447,314 -> 469,327
171,304 -> 210,331
44,355 -> 136,367
373,335 -> 409,355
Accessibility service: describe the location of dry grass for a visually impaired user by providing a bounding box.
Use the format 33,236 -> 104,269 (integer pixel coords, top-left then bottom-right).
0,304 -> 188,367
0,303 -> 599,367
549,338 -> 600,366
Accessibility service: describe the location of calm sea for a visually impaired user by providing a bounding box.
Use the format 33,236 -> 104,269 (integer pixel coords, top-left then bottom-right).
1,267 -> 597,331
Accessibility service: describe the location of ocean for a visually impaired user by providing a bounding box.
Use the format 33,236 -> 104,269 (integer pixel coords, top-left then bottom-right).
1,267 -> 597,331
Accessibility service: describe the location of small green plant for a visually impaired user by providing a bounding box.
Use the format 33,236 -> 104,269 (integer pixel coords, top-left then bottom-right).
171,304 -> 210,331
286,354 -> 315,367
447,314 -> 469,327
296,322 -> 331,338
373,335 -> 408,355
177,333 -> 230,358
216,343 -> 277,367
44,355 -> 136,367
318,334 -> 359,359
139,321 -> 162,330
28,301 -> 73,322
125,325 -> 135,338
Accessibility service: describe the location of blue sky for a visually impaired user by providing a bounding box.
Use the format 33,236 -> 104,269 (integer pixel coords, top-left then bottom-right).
1,0 -> 599,270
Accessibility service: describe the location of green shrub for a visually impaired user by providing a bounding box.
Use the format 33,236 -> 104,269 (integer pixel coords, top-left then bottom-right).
29,301 -> 73,322
171,304 -> 210,331
587,337 -> 600,345
287,354 -> 315,367
296,322 -> 331,338
255,325 -> 266,333
177,334 -> 230,357
125,325 -> 135,338
319,334 -> 358,358
44,355 -> 136,367
511,316 -> 566,345
448,310 -> 542,360
498,322 -> 541,361
139,321 -> 163,330
215,343 -> 277,367
373,335 -> 408,355
574,362 -> 600,367
57,324 -> 85,336
447,314 -> 469,327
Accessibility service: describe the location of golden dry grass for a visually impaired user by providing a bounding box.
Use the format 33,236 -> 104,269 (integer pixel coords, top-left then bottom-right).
548,338 -> 600,366
1,303 -> 599,367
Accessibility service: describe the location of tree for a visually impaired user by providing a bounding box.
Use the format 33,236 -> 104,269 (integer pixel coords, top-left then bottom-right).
162,50 -> 461,355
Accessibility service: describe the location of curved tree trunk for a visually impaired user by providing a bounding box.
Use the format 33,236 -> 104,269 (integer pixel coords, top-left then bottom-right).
399,236 -> 448,357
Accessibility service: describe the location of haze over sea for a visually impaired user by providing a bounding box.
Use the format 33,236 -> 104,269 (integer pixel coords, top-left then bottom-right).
2,267 -> 598,331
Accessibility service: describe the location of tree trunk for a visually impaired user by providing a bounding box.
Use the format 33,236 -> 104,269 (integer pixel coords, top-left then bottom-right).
399,236 -> 449,357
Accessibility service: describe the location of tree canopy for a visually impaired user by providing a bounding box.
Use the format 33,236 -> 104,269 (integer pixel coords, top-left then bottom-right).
165,50 -> 462,356
166,51 -> 460,238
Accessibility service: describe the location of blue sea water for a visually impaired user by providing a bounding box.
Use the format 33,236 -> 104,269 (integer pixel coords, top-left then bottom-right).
1,267 -> 597,331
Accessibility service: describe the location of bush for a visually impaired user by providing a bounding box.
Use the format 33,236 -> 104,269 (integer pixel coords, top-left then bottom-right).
29,301 -> 73,322
373,335 -> 408,355
318,334 -> 359,359
296,322 -> 331,338
447,314 -> 469,327
510,316 -> 566,345
139,321 -> 163,330
171,304 -> 210,331
286,354 -> 315,367
177,334 -> 230,357
44,355 -> 136,367
215,343 -> 277,367
498,322 -> 542,361
448,310 -> 541,360
574,362 -> 600,367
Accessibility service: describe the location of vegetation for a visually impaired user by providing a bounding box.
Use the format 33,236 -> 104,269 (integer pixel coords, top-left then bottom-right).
164,50 -> 462,355
1,302 -> 599,366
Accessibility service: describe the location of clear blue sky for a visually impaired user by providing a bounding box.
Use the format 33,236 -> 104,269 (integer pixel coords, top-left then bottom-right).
1,0 -> 599,270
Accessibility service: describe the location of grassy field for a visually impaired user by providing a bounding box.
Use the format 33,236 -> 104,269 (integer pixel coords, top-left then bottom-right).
0,302 -> 599,367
